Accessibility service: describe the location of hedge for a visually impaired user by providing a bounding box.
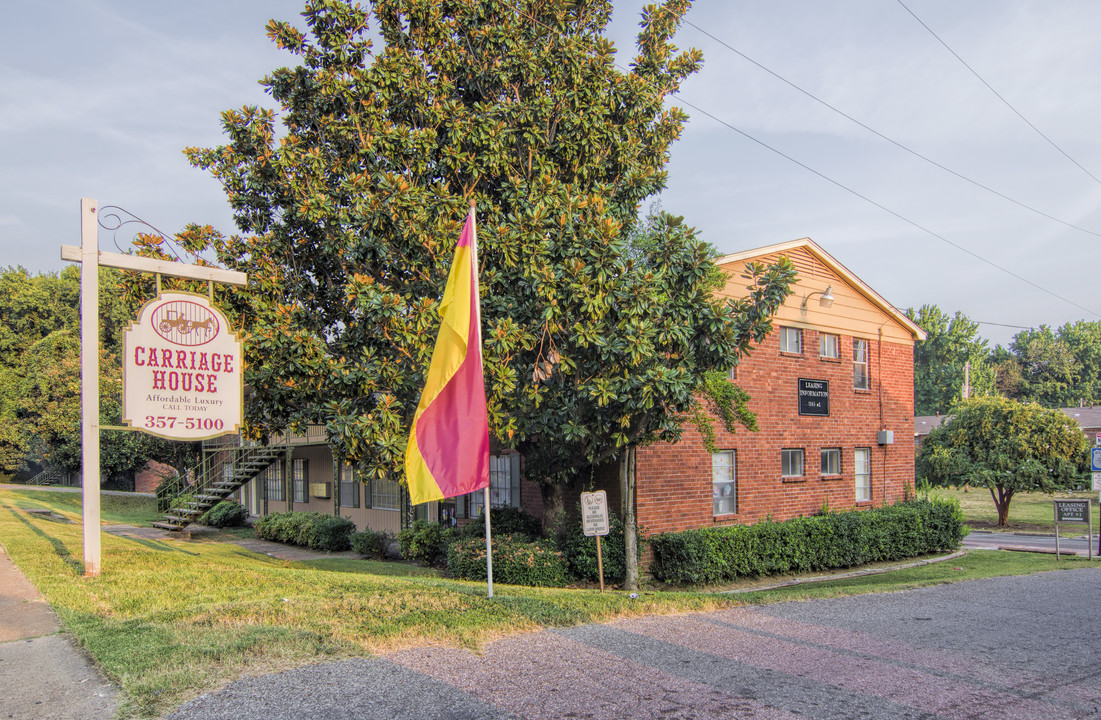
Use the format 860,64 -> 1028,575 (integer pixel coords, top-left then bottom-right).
199,500 -> 248,528
649,498 -> 965,585
253,511 -> 356,552
447,534 -> 570,587
557,511 -> 637,585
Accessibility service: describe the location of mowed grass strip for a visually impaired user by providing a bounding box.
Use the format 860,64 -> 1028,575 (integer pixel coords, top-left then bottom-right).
934,487 -> 1100,535
727,549 -> 1092,603
0,490 -> 734,718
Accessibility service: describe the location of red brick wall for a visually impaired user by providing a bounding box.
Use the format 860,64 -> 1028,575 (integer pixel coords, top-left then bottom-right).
134,460 -> 177,494
636,328 -> 916,537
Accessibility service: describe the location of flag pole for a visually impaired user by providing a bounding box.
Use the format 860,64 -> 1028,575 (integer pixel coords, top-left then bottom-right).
470,198 -> 494,599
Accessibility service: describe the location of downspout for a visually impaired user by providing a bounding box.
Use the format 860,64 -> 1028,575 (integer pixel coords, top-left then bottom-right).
878,327 -> 886,506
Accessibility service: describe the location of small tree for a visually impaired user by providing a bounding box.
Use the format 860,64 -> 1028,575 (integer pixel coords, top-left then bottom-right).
917,396 -> 1088,526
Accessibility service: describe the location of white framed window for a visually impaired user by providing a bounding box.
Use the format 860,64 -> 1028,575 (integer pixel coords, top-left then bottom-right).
467,454 -> 521,517
779,327 -> 802,354
372,477 -> 401,510
712,451 -> 736,515
292,458 -> 308,504
821,448 -> 841,476
781,448 -> 804,478
264,462 -> 285,502
853,338 -> 870,390
339,464 -> 359,508
819,333 -> 840,359
855,448 -> 871,501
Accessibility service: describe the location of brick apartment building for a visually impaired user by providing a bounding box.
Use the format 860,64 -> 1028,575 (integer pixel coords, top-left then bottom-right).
619,238 -> 926,537
227,237 -> 923,549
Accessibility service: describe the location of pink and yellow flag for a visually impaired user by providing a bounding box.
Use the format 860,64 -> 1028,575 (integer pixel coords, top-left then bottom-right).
405,209 -> 490,505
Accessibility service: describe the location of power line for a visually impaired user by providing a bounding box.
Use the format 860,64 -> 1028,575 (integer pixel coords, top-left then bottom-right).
681,18 -> 1101,239
897,0 -> 1101,187
666,91 -> 1101,320
516,2 -> 1101,319
975,321 -> 1033,330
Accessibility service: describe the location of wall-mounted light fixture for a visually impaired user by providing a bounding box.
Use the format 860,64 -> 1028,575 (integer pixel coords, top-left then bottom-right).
801,285 -> 834,309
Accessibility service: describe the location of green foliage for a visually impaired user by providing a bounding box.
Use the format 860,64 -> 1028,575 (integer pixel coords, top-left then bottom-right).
0,265 -> 197,479
398,519 -> 456,566
447,534 -> 570,587
253,511 -> 355,552
905,304 -> 994,416
350,528 -> 395,559
557,511 -> 637,585
199,500 -> 249,528
917,396 -> 1088,526
158,0 -> 794,514
1003,321 -> 1101,407
649,498 -> 965,585
154,474 -> 184,514
459,506 -> 543,541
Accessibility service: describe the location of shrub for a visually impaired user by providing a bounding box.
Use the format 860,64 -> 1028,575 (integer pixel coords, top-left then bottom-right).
459,506 -> 543,541
351,528 -> 395,558
253,511 -> 355,552
398,519 -> 455,566
557,511 -> 637,585
447,534 -> 570,587
306,515 -> 357,552
649,498 -> 965,585
154,475 -> 184,513
199,500 -> 248,528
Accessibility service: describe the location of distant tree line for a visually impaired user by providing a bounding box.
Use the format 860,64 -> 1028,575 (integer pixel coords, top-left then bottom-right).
906,304 -> 1101,415
0,266 -> 192,485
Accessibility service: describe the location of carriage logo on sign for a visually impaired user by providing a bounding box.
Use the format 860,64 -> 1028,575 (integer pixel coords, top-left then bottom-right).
123,292 -> 242,440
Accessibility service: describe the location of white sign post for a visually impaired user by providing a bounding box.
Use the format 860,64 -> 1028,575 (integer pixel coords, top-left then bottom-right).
62,198 -> 247,576
581,490 -> 610,592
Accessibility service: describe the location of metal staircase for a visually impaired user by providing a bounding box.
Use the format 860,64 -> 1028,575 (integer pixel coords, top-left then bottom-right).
152,443 -> 287,531
26,467 -> 69,486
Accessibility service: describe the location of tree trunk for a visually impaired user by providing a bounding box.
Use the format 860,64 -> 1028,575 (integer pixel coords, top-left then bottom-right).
623,447 -> 639,592
991,485 -> 1014,527
540,481 -> 568,536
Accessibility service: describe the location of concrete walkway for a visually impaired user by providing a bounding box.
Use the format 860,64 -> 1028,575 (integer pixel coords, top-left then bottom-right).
0,543 -> 118,720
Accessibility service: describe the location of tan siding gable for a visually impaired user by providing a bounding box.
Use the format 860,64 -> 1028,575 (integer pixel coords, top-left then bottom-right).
717,241 -> 918,346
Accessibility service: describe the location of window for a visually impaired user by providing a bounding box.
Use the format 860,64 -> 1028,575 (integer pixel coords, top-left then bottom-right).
372,477 -> 401,511
339,464 -> 359,508
292,458 -> 308,504
821,448 -> 841,476
819,333 -> 840,359
853,339 -> 870,390
779,327 -> 802,354
855,448 -> 871,502
467,454 -> 521,518
712,451 -> 736,515
781,449 -> 804,478
264,462 -> 284,502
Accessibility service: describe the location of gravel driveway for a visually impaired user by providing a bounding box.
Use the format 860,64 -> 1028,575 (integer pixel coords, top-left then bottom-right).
169,567 -> 1101,720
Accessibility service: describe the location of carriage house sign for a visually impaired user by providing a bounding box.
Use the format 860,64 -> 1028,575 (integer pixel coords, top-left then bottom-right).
123,292 -> 242,439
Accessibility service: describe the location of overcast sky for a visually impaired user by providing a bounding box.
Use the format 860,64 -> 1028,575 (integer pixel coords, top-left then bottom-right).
4,0 -> 1100,348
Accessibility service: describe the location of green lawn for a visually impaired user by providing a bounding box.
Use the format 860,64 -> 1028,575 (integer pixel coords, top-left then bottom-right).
2,486 -> 1097,718
932,486 -> 1100,535
0,489 -> 738,718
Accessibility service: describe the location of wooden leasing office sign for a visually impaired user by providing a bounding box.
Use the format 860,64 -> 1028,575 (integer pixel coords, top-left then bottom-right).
123,292 -> 242,440
1053,498 -> 1093,561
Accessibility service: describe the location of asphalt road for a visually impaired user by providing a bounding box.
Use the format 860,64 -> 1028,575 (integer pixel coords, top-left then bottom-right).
964,529 -> 1100,556
169,568 -> 1101,720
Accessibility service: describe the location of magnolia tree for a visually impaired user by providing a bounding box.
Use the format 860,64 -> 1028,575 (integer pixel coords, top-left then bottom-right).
145,0 -> 794,521
917,396 -> 1088,526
